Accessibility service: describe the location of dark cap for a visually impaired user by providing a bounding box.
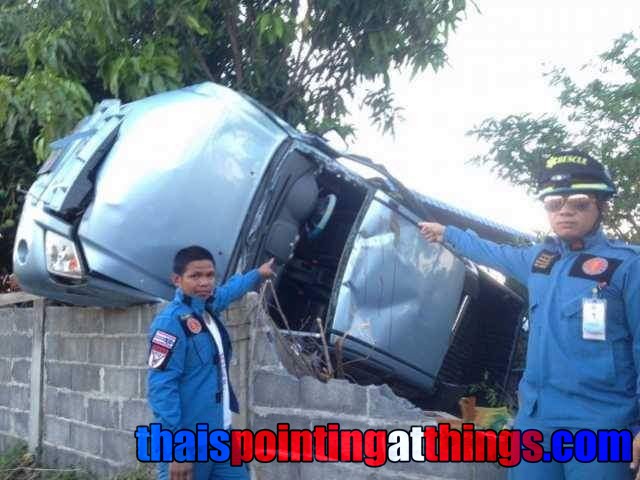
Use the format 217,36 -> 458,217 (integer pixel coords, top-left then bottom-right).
537,150 -> 616,199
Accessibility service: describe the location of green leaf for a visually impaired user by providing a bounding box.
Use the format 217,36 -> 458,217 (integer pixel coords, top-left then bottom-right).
139,73 -> 150,90
274,16 -> 285,39
25,36 -> 39,69
184,14 -> 208,36
0,219 -> 15,229
5,112 -> 17,140
257,13 -> 271,35
58,38 -> 72,60
151,75 -> 166,93
167,9 -> 179,26
108,56 -> 127,96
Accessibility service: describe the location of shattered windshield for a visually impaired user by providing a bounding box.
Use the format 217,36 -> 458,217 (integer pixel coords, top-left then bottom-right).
329,192 -> 466,387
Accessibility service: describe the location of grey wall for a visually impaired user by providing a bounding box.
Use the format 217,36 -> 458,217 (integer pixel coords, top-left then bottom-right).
0,298 -> 252,477
40,304 -> 157,476
0,306 -> 33,451
0,295 -> 504,480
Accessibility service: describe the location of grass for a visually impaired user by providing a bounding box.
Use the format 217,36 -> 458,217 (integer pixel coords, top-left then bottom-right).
0,444 -> 153,480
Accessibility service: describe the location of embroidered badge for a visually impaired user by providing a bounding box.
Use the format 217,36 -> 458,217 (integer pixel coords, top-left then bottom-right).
148,344 -> 170,369
186,316 -> 202,334
569,254 -> 621,283
582,257 -> 609,276
151,330 -> 177,349
532,250 -> 560,274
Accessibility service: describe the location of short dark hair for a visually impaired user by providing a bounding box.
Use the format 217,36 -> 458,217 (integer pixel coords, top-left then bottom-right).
173,245 -> 216,275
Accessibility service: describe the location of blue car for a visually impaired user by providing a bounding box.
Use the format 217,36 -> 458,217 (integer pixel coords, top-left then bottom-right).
13,83 -> 531,400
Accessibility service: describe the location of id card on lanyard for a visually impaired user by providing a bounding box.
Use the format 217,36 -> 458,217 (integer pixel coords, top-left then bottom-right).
582,292 -> 607,341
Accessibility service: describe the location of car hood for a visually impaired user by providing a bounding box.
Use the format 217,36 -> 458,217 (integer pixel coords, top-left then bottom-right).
77,83 -> 288,300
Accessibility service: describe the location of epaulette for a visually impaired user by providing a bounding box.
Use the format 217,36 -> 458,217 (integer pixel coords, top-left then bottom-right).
539,236 -> 560,252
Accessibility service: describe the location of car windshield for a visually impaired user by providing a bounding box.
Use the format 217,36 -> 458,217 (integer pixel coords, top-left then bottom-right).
329,192 -> 466,388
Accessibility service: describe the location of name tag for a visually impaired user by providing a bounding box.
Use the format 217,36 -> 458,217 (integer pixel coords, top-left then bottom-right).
582,298 -> 607,341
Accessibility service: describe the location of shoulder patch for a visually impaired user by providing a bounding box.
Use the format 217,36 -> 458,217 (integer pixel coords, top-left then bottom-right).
569,254 -> 622,283
186,316 -> 202,334
151,330 -> 177,349
148,344 -> 171,369
532,250 -> 560,275
179,314 -> 204,336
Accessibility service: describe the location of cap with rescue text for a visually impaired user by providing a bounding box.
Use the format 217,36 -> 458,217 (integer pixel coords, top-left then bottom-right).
537,150 -> 616,199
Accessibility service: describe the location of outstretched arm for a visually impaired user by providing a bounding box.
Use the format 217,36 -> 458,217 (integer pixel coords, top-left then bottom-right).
212,258 -> 275,312
419,222 -> 534,285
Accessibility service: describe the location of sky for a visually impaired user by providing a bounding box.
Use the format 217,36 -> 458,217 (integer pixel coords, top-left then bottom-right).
342,1 -> 640,235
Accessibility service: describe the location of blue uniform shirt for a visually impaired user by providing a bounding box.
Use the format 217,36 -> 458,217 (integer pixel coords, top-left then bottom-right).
444,226 -> 640,429
147,269 -> 261,433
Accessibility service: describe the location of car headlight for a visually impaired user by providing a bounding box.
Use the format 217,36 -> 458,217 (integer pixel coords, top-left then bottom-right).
45,231 -> 84,279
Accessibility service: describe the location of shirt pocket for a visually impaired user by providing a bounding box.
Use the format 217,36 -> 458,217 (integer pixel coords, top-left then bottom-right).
560,295 -> 616,388
597,286 -> 635,390
597,285 -> 627,340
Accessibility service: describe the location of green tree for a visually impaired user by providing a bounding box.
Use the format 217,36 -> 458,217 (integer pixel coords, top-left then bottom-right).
0,0 -> 470,273
468,32 -> 640,243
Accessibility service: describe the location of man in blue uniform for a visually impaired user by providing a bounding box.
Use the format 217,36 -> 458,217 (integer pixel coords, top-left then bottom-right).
419,151 -> 640,479
147,245 -> 275,480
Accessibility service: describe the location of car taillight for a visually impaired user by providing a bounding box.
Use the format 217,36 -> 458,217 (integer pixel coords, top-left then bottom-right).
45,231 -> 84,279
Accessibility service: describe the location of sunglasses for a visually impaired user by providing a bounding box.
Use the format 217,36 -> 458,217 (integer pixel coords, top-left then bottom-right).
542,193 -> 596,213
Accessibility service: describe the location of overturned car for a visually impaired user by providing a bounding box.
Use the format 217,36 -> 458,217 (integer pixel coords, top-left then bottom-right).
13,83 -> 531,405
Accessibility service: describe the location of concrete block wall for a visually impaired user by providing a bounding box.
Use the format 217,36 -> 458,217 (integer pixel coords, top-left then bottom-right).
0,306 -> 33,452
247,300 -> 507,480
40,304 -> 159,476
0,297 -> 253,477
220,298 -> 254,430
1,294 -> 504,479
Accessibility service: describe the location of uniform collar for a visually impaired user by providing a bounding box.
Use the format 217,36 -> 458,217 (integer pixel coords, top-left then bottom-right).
173,288 -> 214,315
557,228 -> 608,253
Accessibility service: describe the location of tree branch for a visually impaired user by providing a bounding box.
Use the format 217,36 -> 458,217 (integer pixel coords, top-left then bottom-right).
223,2 -> 244,89
245,2 -> 258,68
275,2 -> 323,110
188,32 -> 215,82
